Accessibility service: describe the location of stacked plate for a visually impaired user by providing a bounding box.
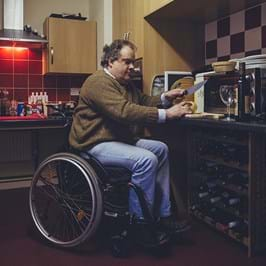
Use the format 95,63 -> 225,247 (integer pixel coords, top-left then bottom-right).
231,54 -> 266,69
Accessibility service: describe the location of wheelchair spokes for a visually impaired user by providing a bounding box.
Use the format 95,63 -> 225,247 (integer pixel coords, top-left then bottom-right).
29,153 -> 103,247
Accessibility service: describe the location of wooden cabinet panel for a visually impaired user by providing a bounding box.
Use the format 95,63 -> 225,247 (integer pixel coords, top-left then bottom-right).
143,0 -> 174,17
112,0 -> 144,58
144,0 -> 266,22
44,18 -> 97,74
143,19 -> 204,94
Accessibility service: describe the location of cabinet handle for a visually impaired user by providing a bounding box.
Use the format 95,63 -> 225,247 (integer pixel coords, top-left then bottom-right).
50,47 -> 54,65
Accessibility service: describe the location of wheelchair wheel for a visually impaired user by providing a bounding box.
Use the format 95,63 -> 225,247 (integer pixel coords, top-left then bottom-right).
29,152 -> 103,248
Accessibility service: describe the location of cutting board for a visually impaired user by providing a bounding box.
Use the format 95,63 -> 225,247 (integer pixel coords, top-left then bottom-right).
185,112 -> 224,119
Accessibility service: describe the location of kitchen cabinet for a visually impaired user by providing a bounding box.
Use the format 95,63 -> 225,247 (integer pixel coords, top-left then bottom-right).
0,120 -> 69,181
143,0 -> 174,17
112,0 -> 144,59
148,116 -> 266,257
187,126 -> 266,257
43,17 -> 97,74
141,0 -> 266,94
0,131 -> 34,180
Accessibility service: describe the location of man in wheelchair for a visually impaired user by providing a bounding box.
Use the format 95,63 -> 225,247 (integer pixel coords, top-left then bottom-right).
69,39 -> 192,249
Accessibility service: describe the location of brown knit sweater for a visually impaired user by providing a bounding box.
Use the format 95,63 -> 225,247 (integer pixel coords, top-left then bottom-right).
69,70 -> 161,151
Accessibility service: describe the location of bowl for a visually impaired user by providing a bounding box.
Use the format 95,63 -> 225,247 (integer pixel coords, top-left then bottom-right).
212,61 -> 236,73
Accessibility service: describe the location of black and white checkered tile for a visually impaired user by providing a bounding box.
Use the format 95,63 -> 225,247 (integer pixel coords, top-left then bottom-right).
205,3 -> 266,65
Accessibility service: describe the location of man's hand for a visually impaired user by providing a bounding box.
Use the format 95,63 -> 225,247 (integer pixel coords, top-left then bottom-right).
166,101 -> 192,120
164,88 -> 186,102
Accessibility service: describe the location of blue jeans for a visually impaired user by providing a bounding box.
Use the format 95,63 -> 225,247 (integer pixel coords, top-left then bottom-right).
85,139 -> 171,219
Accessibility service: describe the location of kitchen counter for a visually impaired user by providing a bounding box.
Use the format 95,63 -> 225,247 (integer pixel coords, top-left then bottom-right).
177,116 -> 266,134
148,116 -> 266,141
0,116 -> 71,180
0,116 -> 70,130
2,114 -> 265,134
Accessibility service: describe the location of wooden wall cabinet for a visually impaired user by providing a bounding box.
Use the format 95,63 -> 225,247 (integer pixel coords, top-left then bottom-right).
43,17 -> 97,74
143,0 -> 174,17
112,0 -> 144,59
141,0 -> 266,94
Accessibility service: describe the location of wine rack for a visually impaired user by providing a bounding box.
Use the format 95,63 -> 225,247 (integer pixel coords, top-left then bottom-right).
187,127 -> 266,257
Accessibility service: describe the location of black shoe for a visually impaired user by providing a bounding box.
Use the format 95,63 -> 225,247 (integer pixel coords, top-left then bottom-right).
131,219 -> 170,248
158,216 -> 191,235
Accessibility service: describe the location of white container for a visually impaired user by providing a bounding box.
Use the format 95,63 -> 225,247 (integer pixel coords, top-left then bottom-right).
194,71 -> 214,113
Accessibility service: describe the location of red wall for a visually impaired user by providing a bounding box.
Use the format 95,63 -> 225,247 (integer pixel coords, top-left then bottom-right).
0,46 -> 87,103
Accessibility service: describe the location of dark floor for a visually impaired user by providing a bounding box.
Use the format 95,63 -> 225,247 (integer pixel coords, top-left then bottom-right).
1,188 -> 266,266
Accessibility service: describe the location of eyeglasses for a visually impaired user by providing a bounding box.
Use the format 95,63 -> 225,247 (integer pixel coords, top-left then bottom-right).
119,58 -> 135,65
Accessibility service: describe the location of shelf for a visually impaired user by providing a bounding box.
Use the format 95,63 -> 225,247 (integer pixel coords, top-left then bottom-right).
191,209 -> 249,247
191,192 -> 248,220
214,180 -> 248,197
187,125 -> 266,257
145,0 -> 266,24
194,133 -> 248,147
214,201 -> 248,220
199,155 -> 248,172
191,172 -> 249,196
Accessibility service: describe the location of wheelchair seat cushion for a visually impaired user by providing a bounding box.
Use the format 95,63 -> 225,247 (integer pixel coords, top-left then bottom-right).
104,166 -> 132,184
75,150 -> 132,184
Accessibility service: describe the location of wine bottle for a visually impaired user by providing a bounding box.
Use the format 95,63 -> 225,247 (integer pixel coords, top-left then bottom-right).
232,219 -> 248,238
237,62 -> 249,121
221,192 -> 241,210
215,209 -> 239,231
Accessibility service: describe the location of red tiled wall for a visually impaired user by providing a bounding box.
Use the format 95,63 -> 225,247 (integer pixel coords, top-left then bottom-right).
0,47 -> 88,103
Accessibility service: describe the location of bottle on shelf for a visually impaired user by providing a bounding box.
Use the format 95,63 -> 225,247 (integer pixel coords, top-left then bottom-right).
0,89 -> 11,116
231,219 -> 248,239
221,170 -> 249,192
237,62 -> 250,121
36,92 -> 43,114
42,91 -> 49,116
0,89 -> 4,116
221,191 -> 241,210
44,91 -> 48,103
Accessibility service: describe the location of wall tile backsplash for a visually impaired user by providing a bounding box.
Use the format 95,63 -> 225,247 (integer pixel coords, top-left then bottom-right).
205,3 -> 266,65
0,47 -> 88,103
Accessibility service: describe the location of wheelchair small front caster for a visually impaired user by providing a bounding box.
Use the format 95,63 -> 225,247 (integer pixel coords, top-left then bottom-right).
110,230 -> 130,258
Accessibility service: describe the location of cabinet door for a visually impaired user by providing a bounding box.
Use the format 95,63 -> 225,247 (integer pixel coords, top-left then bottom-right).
112,0 -> 144,58
44,18 -> 97,74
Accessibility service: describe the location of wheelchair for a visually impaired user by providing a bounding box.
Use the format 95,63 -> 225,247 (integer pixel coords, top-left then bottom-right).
29,148 -> 161,256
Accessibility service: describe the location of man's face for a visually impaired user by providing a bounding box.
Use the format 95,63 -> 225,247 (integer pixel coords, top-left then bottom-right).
108,45 -> 135,82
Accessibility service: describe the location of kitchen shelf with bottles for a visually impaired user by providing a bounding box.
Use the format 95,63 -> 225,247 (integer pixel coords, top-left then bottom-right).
187,126 -> 266,256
